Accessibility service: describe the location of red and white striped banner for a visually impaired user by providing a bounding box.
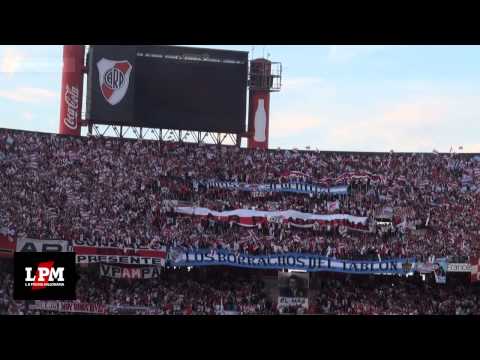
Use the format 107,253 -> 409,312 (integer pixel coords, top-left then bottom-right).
174,206 -> 368,226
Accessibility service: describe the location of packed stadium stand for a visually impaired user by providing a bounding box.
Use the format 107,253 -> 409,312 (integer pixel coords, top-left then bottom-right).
1,128 -> 480,315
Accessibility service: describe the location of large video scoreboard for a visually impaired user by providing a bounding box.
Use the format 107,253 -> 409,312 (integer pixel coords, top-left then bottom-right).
86,45 -> 248,134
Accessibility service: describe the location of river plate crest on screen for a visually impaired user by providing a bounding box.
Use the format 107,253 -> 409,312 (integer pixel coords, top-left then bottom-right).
97,58 -> 132,106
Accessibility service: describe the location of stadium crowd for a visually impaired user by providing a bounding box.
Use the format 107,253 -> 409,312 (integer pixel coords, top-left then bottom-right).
1,259 -> 479,315
312,273 -> 480,315
1,128 -> 480,262
0,260 -> 273,315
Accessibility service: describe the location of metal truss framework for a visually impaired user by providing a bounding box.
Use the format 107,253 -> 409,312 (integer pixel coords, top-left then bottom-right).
85,124 -> 241,146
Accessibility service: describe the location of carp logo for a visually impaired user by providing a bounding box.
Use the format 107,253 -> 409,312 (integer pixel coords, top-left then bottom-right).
97,58 -> 132,106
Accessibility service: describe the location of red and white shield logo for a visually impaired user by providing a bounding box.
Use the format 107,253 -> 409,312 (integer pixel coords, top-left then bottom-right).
97,58 -> 132,106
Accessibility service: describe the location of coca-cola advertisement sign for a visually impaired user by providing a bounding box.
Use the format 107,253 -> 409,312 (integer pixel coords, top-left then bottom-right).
58,45 -> 84,136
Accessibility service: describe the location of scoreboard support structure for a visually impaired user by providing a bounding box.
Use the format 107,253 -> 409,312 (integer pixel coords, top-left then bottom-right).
87,124 -> 240,145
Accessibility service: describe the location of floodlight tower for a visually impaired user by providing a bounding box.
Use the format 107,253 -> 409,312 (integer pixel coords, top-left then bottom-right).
247,58 -> 282,149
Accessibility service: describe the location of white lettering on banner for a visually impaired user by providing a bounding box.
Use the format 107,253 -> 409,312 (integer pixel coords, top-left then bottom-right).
197,180 -> 349,195
30,301 -> 59,311
100,264 -> 161,279
31,301 -> 109,314
15,239 -> 166,266
76,254 -> 165,266
278,297 -> 309,309
170,249 -> 416,274
447,263 -> 471,272
16,238 -> 71,252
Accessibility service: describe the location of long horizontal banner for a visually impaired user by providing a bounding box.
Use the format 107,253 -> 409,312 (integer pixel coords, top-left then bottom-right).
195,180 -> 349,195
73,245 -> 166,266
76,254 -> 165,266
174,207 -> 368,225
169,249 -> 416,274
29,301 -> 109,314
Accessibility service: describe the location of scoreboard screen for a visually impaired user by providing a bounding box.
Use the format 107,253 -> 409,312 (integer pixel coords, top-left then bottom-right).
86,45 -> 248,134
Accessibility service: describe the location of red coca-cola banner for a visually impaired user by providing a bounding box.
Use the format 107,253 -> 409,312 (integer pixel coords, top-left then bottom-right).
59,45 -> 85,136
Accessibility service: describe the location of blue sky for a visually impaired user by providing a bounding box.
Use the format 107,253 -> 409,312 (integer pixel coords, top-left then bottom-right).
1,45 -> 480,152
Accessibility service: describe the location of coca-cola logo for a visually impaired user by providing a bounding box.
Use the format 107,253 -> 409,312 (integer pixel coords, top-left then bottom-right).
63,85 -> 79,130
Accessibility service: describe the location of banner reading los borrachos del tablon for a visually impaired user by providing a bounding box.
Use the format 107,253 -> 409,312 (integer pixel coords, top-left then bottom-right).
169,249 -> 416,275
